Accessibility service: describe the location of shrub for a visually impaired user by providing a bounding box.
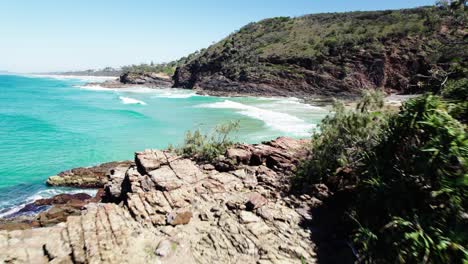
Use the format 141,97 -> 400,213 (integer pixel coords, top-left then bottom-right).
175,121 -> 240,162
296,90 -> 389,188
296,91 -> 467,263
353,95 -> 468,263
441,78 -> 468,101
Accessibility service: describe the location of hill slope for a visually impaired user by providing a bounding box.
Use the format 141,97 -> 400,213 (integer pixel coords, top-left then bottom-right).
173,6 -> 466,96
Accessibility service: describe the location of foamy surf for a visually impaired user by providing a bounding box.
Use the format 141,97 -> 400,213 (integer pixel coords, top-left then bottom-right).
77,85 -> 117,92
198,100 -> 315,137
119,96 -> 147,105
0,188 -> 98,218
28,74 -> 117,83
151,90 -> 198,99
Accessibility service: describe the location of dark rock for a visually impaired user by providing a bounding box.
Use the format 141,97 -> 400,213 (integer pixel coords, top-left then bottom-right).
120,72 -> 173,87
34,193 -> 92,206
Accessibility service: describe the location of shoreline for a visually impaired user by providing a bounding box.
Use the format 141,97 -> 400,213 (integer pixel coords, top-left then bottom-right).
80,79 -> 418,108
0,137 -> 337,263
0,76 -> 417,222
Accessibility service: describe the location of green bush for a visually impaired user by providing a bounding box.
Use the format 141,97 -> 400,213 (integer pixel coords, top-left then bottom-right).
353,95 -> 467,263
297,92 -> 467,263
175,121 -> 240,162
296,90 -> 389,187
441,78 -> 468,101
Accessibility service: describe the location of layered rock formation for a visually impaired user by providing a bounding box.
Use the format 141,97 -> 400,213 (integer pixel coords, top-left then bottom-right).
0,138 -> 332,263
47,161 -> 133,188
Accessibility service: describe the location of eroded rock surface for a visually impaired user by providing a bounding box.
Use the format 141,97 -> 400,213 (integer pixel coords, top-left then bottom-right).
47,161 -> 133,188
1,137 -> 323,263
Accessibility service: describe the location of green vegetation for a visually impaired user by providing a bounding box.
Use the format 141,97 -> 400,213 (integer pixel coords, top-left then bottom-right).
172,121 -> 240,162
296,90 -> 389,187
121,50 -> 204,76
294,4 -> 467,261
53,67 -> 121,77
296,73 -> 467,262
352,94 -> 467,263
175,4 -> 466,93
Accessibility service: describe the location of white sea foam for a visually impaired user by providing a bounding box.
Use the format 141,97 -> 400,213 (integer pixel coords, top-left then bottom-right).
28,74 -> 118,83
119,96 -> 147,105
76,85 -> 117,92
0,188 -> 98,218
198,100 -> 315,137
76,85 -> 199,99
151,90 -> 198,99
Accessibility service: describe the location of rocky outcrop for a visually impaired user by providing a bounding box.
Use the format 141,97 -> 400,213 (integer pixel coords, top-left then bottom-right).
0,137 -> 330,263
173,37 -> 439,97
0,191 -> 104,231
173,8 -> 465,97
0,204 -> 165,263
120,72 -> 173,87
47,161 -> 133,188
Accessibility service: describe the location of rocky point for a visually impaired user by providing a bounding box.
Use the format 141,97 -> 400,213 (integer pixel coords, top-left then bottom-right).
0,137 -> 330,263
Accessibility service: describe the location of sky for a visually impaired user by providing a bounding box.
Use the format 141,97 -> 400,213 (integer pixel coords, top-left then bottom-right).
0,0 -> 436,73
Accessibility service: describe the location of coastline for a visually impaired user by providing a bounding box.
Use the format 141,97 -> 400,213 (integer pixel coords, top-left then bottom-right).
79,78 -> 417,109
0,137 -> 339,263
0,75 -> 415,225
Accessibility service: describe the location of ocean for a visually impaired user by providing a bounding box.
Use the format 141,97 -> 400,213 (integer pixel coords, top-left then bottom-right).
0,74 -> 328,216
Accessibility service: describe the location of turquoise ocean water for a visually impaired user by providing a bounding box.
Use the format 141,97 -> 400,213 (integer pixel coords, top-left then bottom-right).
0,74 -> 328,216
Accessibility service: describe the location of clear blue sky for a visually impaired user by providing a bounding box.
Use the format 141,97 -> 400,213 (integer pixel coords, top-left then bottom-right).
0,0 -> 435,73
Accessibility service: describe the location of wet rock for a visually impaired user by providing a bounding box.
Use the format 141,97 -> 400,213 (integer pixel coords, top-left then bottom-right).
37,204 -> 82,227
34,193 -> 92,206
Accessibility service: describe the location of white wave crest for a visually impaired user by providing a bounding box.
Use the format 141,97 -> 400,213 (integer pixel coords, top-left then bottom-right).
29,74 -> 117,83
152,90 -> 197,99
198,100 -> 315,136
119,96 -> 147,105
0,188 -> 98,218
76,85 -> 117,92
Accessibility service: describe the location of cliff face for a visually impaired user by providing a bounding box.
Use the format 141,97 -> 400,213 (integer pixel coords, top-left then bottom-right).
173,7 -> 466,96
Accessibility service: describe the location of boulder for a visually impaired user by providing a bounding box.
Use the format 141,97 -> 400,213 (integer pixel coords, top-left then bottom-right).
46,161 -> 133,188
245,192 -> 268,210
155,239 -> 174,257
226,147 -> 252,164
166,210 -> 192,225
149,165 -> 184,191
104,164 -> 131,201
238,211 -> 261,224
135,149 -> 167,174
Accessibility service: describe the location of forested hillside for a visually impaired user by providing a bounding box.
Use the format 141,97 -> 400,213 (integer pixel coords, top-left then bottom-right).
172,5 -> 466,96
